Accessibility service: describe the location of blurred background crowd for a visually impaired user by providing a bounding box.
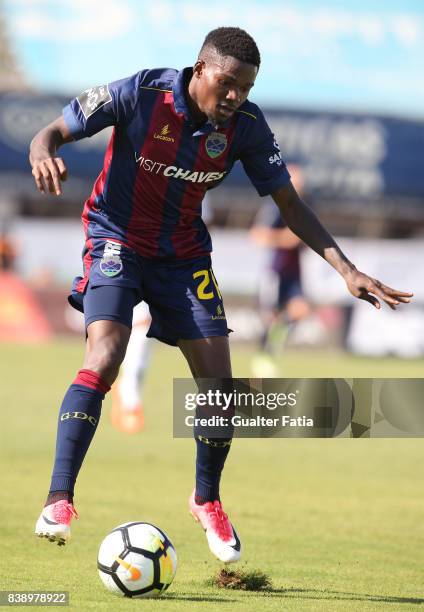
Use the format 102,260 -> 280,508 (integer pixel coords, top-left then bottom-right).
0,0 -> 423,361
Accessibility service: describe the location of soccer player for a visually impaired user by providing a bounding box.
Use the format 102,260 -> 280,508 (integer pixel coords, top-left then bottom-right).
30,27 -> 412,561
251,165 -> 310,376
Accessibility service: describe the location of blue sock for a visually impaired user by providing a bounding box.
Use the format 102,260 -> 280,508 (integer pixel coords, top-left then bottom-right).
195,436 -> 232,503
47,369 -> 110,503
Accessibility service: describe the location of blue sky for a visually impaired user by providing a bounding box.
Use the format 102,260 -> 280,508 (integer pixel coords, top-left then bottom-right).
4,0 -> 424,118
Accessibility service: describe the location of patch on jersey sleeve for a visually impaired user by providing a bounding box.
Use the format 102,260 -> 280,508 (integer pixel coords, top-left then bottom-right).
77,85 -> 112,119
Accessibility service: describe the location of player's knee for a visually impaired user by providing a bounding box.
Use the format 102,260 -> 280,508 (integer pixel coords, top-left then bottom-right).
84,336 -> 127,382
287,297 -> 310,321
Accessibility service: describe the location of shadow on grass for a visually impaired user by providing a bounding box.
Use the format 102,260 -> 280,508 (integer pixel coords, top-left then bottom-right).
162,588 -> 423,606
261,587 -> 424,606
202,569 -> 423,606
162,594 -> 237,602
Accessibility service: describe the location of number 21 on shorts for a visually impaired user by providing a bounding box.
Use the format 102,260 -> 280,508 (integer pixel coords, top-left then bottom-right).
193,268 -> 222,300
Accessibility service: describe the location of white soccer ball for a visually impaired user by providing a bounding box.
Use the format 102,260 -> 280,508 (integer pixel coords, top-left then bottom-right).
97,522 -> 177,598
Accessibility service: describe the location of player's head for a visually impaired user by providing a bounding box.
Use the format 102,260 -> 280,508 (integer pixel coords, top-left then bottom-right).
190,27 -> 260,126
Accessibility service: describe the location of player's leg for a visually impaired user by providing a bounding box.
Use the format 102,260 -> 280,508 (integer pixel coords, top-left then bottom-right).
275,283 -> 311,355
143,255 -> 240,561
111,301 -> 152,433
179,336 -> 233,500
179,336 -> 241,563
252,267 -> 281,376
253,275 -> 310,376
179,336 -> 233,507
36,284 -> 136,544
285,294 -> 310,323
116,303 -> 151,409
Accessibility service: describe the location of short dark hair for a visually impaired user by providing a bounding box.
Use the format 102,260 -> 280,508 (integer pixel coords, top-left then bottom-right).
200,27 -> 261,68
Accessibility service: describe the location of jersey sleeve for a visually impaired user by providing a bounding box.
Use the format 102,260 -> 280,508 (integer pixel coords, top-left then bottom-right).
239,107 -> 291,196
62,71 -> 146,140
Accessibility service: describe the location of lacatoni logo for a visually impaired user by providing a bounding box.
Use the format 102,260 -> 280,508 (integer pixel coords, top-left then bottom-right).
212,304 -> 226,320
134,154 -> 226,183
154,123 -> 175,143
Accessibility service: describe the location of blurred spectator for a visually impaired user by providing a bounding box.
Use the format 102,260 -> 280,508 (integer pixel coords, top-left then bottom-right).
0,228 -> 17,271
0,224 -> 52,342
250,165 -> 311,376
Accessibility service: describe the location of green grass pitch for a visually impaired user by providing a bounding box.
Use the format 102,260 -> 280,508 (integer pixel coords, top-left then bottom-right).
1,340 -> 423,610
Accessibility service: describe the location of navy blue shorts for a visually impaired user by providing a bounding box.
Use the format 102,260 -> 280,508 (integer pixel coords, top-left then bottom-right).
277,275 -> 303,308
258,268 -> 303,312
68,238 -> 229,346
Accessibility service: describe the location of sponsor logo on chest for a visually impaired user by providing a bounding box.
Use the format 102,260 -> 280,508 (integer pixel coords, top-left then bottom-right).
134,153 -> 227,183
153,123 -> 175,143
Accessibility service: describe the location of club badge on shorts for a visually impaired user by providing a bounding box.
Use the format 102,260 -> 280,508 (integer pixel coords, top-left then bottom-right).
100,241 -> 123,277
205,132 -> 227,159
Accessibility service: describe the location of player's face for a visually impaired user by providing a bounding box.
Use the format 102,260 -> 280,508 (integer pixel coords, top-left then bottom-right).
192,56 -> 258,126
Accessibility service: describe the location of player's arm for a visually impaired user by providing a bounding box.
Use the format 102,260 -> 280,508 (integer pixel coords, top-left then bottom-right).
29,115 -> 73,196
29,73 -> 145,197
271,181 -> 413,310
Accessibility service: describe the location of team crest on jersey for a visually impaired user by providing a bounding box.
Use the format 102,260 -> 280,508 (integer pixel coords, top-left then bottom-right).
100,241 -> 123,277
205,132 -> 227,158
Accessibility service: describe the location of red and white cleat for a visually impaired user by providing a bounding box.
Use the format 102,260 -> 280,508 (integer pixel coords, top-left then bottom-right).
189,490 -> 241,563
35,500 -> 79,546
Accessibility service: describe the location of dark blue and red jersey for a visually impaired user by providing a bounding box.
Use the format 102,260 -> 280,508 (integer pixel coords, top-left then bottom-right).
63,67 -> 290,260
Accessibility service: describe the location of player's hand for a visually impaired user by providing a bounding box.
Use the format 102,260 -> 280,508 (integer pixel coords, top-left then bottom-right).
344,269 -> 413,310
30,155 -> 68,196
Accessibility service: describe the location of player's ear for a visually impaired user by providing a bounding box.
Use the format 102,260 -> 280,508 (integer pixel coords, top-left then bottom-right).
193,60 -> 205,77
